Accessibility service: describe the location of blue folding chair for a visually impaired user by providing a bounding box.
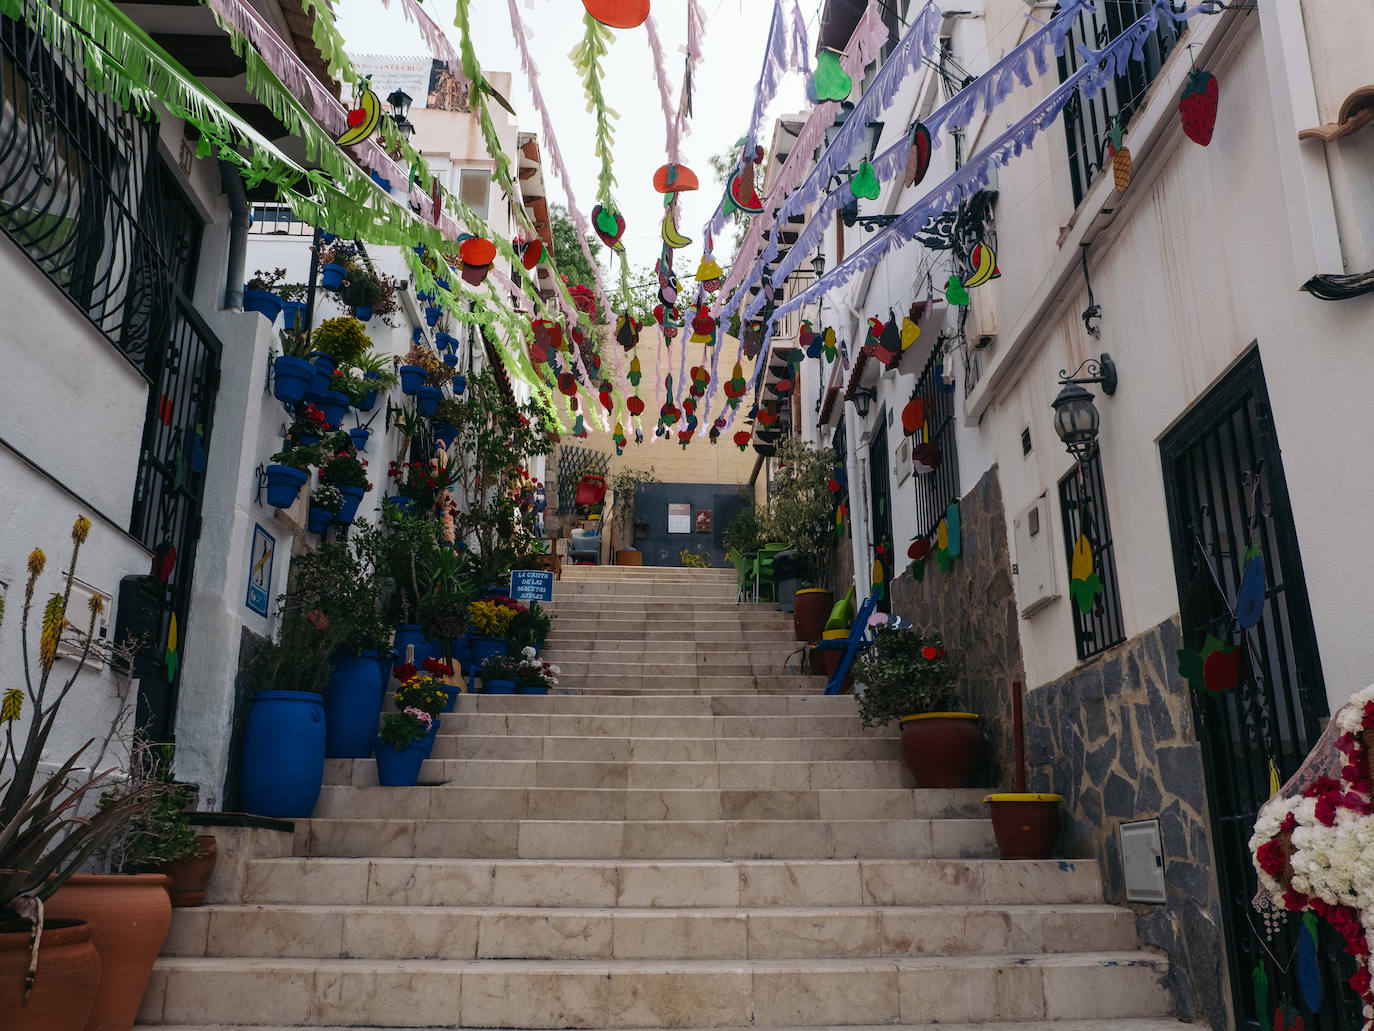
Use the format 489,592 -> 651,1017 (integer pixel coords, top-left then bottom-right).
811,591 -> 878,695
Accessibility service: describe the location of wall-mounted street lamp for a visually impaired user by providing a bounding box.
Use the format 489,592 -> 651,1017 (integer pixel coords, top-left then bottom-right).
387,88 -> 416,139
852,387 -> 876,418
811,251 -> 826,278
1051,353 -> 1118,459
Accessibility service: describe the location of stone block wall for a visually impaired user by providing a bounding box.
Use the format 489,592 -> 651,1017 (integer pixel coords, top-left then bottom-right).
888,466 -> 1022,787
1024,615 -> 1228,1030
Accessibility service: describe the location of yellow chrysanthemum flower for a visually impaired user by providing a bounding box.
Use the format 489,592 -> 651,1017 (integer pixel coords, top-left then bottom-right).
40,593 -> 66,670
72,515 -> 91,544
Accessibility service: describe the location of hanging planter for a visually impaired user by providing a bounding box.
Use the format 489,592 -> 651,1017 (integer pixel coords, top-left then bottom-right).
272,355 -> 315,405
375,736 -> 428,785
399,365 -> 426,394
313,389 -> 349,429
320,263 -> 347,291
452,374 -> 467,396
306,503 -> 335,534
348,427 -> 371,452
264,464 -> 310,508
325,649 -> 387,759
443,352 -> 459,368
985,793 -> 1062,859
353,304 -> 373,322
309,351 -> 337,393
240,690 -> 326,818
357,375 -> 380,412
434,422 -> 458,450
435,331 -> 455,352
334,485 -> 366,524
280,300 -> 307,332
243,289 -> 284,321
416,384 -> 443,417
425,306 -> 442,327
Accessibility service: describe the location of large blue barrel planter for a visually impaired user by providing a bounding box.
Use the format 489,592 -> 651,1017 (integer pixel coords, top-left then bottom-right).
399,365 -> 426,395
354,305 -> 373,322
334,485 -> 366,524
306,504 -> 334,534
273,355 -> 315,404
416,385 -> 442,417
375,650 -> 395,692
481,679 -> 516,695
385,495 -> 418,516
320,263 -> 347,291
348,427 -> 371,452
244,289 -> 283,321
314,390 -> 349,429
452,375 -> 467,396
433,423 -> 458,450
264,464 -> 310,508
240,690 -> 326,818
374,737 -> 427,786
325,650 -> 385,759
393,625 -> 437,666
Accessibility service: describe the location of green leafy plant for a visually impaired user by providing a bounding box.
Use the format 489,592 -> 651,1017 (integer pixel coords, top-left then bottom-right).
767,438 -> 838,586
318,451 -> 371,491
354,511 -> 451,626
508,601 -> 552,652
100,742 -> 196,874
270,441 -> 322,472
478,654 -> 522,682
431,397 -> 464,427
339,264 -> 383,309
286,540 -> 392,656
350,350 -> 400,392
378,708 -> 432,750
403,344 -> 455,388
311,316 -> 370,364
723,501 -> 770,555
852,628 -> 961,728
609,466 -> 658,550
278,321 -> 312,358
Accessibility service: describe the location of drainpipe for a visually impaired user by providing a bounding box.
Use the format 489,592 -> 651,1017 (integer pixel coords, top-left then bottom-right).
219,161 -> 249,311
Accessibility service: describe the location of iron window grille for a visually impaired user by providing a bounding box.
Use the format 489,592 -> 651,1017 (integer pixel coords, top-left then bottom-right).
910,344 -> 960,540
1056,0 -> 1185,208
1058,448 -> 1126,659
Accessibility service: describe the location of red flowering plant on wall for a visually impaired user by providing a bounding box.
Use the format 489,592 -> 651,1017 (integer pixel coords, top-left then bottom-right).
1251,685 -> 1374,1023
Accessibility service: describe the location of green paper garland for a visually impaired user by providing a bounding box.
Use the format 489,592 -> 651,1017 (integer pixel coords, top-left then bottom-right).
569,12 -> 620,206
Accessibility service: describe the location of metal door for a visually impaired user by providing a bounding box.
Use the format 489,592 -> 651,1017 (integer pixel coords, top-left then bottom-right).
1160,349 -> 1357,1029
868,421 -> 892,612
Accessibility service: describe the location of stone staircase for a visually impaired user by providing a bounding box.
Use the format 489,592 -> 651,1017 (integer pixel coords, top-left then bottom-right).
138,565 -> 1183,1030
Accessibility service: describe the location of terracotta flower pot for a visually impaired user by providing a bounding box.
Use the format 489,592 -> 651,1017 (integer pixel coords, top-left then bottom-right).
0,918 -> 101,1031
46,873 -> 171,1031
898,713 -> 984,788
157,835 -> 218,907
614,549 -> 643,566
818,629 -> 854,692
792,588 -> 833,643
985,793 -> 1062,859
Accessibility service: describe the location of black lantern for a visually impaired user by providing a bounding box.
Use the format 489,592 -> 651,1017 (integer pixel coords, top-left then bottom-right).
810,251 -> 826,278
386,89 -> 413,121
1051,353 -> 1118,459
852,387 -> 876,418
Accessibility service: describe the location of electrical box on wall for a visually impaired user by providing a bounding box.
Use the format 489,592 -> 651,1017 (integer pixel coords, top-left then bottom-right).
894,436 -> 913,487
55,575 -> 112,670
1120,819 -> 1167,904
1013,495 -> 1059,616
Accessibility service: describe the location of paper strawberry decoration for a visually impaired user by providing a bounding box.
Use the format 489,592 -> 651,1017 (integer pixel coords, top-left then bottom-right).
813,50 -> 852,101
690,306 -> 716,344
678,429 -> 693,449
799,322 -> 814,352
733,430 -> 751,451
902,398 -> 924,435
904,121 -> 931,188
1179,67 -> 1219,146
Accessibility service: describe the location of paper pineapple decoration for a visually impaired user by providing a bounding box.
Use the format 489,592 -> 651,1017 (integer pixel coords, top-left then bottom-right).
1105,118 -> 1131,192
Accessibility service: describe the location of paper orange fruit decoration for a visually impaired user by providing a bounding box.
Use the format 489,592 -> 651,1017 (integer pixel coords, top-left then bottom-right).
626,395 -> 646,416
902,398 -> 924,435
522,240 -> 544,269
558,372 -> 578,397
653,164 -> 699,193
582,0 -> 649,29
459,236 -> 496,267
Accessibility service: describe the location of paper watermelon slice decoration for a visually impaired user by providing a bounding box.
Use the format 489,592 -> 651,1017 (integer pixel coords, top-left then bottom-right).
904,121 -> 932,188
591,203 -> 626,251
582,0 -> 649,29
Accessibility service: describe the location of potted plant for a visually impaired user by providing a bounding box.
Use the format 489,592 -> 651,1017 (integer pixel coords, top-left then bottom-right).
339,263 -> 383,320
318,243 -> 354,292
244,267 -> 289,321
514,647 -> 560,694
239,586 -> 336,819
508,601 -> 552,655
306,485 -> 344,534
431,397 -> 463,450
349,350 -> 399,411
391,660 -> 452,757
767,439 -> 838,626
466,599 -> 515,667
354,512 -> 451,668
853,628 -> 983,788
478,653 -> 522,694
318,450 -> 371,525
263,442 -> 316,509
374,708 -> 434,785
272,316 -> 317,405
1,517 -> 153,1031
283,403 -> 331,449
311,316 -> 370,367
609,466 -> 658,561
399,344 -> 441,396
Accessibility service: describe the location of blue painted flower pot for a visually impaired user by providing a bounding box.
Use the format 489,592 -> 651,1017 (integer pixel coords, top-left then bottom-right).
335,485 -> 366,524
399,365 -> 426,395
240,690 -> 326,819
443,353 -> 459,368
264,464 -> 309,508
374,737 -> 428,786
386,495 -> 418,516
306,504 -> 334,534
435,275 -> 450,291
416,385 -> 442,417
325,649 -> 385,759
418,720 -> 439,759
452,374 -> 467,396
482,679 -> 516,695
433,423 -> 458,450
348,427 -> 371,452
467,636 -> 508,665
354,305 -> 373,322
425,306 -> 442,327
315,390 -> 349,428
244,289 -> 283,321
357,388 -> 379,411
516,684 -> 549,695
297,433 -> 322,448
435,331 -> 454,351
393,624 -> 436,666
272,355 -> 315,404
309,352 -> 337,393
280,300 -> 307,332
321,263 -> 346,291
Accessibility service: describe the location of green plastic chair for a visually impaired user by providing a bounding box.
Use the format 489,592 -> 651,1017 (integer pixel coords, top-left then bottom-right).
753,543 -> 789,603
726,548 -> 753,604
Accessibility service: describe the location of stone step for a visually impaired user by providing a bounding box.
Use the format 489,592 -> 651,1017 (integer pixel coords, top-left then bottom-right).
544,608 -> 791,621
541,646 -> 804,662
324,757 -> 917,790
561,685 -> 826,697
241,857 -> 1106,908
428,734 -> 899,762
550,662 -> 801,679
447,694 -> 857,716
550,676 -> 822,694
163,902 -> 1138,960
312,786 -> 966,822
291,817 -> 997,860
547,630 -> 794,644
143,1021 -> 1195,1031
438,713 -> 884,740
552,584 -> 740,599
139,952 -> 1172,1027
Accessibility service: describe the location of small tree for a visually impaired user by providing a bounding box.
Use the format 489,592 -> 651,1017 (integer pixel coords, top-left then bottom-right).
768,437 -> 837,586
609,466 -> 658,551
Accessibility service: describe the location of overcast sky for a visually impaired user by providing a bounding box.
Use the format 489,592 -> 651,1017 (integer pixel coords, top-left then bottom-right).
333,0 -> 812,279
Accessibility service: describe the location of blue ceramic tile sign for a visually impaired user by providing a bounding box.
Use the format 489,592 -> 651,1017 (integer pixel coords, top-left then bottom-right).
246,523 -> 275,617
509,569 -> 554,603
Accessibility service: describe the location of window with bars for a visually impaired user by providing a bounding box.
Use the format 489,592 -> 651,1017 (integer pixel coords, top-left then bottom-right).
910,346 -> 960,540
1056,0 -> 1185,207
1058,449 -> 1125,660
